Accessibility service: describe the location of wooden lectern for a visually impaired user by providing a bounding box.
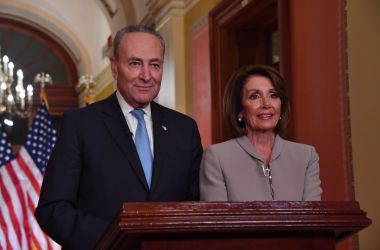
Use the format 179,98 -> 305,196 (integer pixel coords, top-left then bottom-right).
96,201 -> 371,250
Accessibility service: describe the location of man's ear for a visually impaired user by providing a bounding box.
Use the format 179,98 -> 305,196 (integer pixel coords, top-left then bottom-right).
110,57 -> 118,80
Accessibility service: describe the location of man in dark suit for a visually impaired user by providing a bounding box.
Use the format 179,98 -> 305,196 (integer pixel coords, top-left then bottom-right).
35,24 -> 203,249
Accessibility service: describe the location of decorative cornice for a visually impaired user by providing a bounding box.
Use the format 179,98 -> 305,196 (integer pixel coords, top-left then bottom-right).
142,0 -> 200,28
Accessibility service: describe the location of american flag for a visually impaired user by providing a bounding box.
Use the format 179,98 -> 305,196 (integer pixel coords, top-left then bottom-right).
24,102 -> 57,173
0,102 -> 60,249
0,121 -> 29,249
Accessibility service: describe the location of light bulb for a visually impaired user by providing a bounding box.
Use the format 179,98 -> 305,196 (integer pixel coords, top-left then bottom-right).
27,84 -> 33,92
17,69 -> 23,79
19,90 -> 26,99
2,55 -> 9,64
7,94 -> 14,102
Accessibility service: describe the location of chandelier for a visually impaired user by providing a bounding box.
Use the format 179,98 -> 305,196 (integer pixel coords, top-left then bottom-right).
0,48 -> 53,122
0,49 -> 33,118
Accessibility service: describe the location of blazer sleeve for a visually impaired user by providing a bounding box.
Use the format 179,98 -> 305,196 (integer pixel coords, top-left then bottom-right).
34,111 -> 108,249
199,147 -> 228,201
303,147 -> 323,201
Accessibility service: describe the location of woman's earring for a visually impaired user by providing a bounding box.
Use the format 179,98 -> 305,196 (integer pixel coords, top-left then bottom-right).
238,115 -> 243,123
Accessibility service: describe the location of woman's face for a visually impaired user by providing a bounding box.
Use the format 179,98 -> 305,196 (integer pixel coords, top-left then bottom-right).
240,75 -> 281,134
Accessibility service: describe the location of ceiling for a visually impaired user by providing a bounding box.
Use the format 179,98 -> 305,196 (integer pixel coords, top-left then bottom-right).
0,0 -> 153,115
0,26 -> 68,86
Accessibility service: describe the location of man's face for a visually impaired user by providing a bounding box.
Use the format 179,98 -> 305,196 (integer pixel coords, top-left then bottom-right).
111,32 -> 164,108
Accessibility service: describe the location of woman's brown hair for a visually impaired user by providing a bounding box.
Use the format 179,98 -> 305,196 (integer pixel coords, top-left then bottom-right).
223,64 -> 290,137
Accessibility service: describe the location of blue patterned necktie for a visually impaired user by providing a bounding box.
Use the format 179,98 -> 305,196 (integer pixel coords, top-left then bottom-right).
131,109 -> 153,187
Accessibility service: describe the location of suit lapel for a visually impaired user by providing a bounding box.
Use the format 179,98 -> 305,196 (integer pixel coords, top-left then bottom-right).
149,102 -> 168,191
270,135 -> 284,162
236,136 -> 262,161
236,135 -> 284,163
101,93 -> 149,190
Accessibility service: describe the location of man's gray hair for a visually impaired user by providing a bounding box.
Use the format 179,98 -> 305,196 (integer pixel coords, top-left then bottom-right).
113,24 -> 165,59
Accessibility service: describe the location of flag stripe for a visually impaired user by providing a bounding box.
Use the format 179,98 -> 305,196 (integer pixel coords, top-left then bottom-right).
16,154 -> 40,195
0,165 -> 24,248
18,148 -> 56,250
0,163 -> 27,249
27,195 -> 48,250
16,149 -> 55,250
0,201 -> 13,250
6,162 -> 32,250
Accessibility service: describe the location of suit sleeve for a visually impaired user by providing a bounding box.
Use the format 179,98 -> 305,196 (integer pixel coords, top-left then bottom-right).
34,111 -> 108,250
187,120 -> 203,201
199,147 -> 228,201
303,147 -> 323,201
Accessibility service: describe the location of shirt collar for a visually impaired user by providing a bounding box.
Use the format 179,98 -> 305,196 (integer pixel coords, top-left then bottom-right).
116,90 -> 152,118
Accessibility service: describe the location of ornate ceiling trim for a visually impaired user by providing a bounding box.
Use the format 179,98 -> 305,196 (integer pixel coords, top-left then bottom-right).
0,1 -> 92,75
142,0 -> 200,28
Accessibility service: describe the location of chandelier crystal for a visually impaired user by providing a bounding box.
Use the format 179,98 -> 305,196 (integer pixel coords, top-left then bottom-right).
0,48 -> 34,118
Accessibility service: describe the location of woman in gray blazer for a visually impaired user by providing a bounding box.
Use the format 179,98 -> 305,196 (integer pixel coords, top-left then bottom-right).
200,65 -> 322,201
